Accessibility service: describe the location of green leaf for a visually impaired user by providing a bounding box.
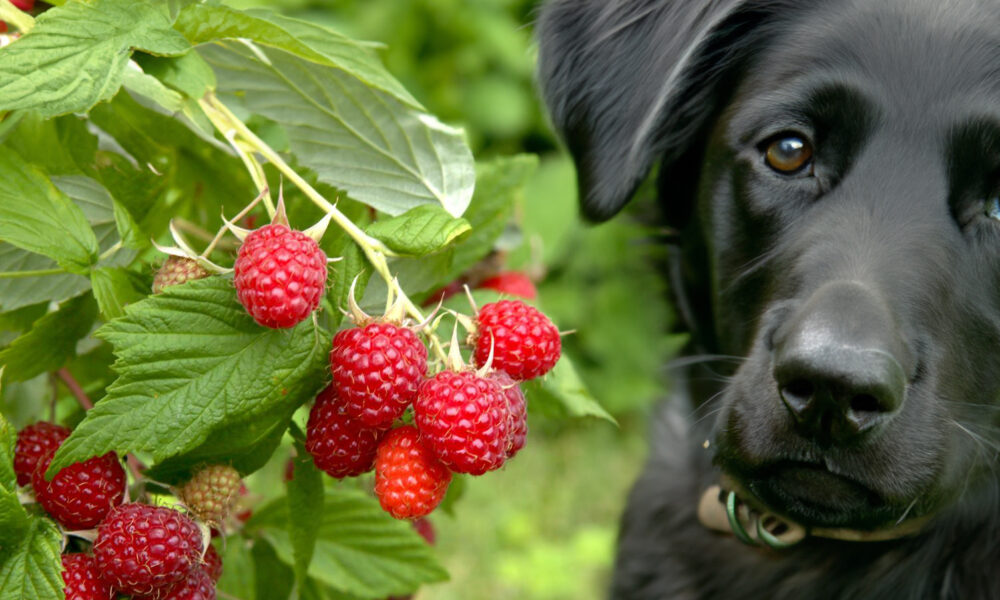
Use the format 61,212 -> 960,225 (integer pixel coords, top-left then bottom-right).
111,199 -> 146,252
0,413 -> 29,554
0,151 -> 99,274
366,205 -> 471,257
0,294 -> 98,383
2,114 -> 97,176
328,241 -> 371,330
0,246 -> 90,314
0,304 -> 47,335
0,0 -> 190,118
135,51 -> 216,99
248,488 -> 448,598
47,277 -> 328,477
201,41 -> 475,217
0,412 -> 15,493
522,357 -> 617,425
90,268 -> 148,321
0,174 -> 139,314
123,66 -> 184,113
252,538 -> 294,600
0,515 -> 64,600
447,155 -> 538,280
287,434 -> 323,591
51,176 -> 139,269
174,5 -> 419,108
216,538 -> 257,600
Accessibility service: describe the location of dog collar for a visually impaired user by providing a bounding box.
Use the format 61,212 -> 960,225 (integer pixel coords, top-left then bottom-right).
697,480 -> 930,549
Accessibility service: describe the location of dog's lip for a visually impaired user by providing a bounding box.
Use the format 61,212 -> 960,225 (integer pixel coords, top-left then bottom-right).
730,460 -> 887,526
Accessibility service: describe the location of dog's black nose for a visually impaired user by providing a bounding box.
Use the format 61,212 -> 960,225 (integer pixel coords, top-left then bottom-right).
772,282 -> 907,444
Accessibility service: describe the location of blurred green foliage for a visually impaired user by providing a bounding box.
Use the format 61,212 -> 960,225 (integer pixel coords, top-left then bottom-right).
200,1 -> 679,598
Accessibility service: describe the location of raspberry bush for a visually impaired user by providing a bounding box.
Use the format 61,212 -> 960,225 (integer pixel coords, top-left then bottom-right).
0,2 -> 613,598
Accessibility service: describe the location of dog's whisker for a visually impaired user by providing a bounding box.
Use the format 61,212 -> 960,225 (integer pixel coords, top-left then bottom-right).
895,495 -> 921,526
666,354 -> 746,368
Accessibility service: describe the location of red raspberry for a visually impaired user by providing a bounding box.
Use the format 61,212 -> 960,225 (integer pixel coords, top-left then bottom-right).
136,567 -> 216,600
490,371 -> 528,459
32,449 -> 125,530
477,272 -> 537,300
202,544 -> 223,582
178,464 -> 242,523
61,554 -> 114,600
472,300 -> 561,380
14,421 -> 70,487
233,223 -> 328,329
153,257 -> 210,294
374,426 -> 451,519
330,322 -> 428,427
94,503 -> 204,597
413,371 -> 510,475
306,385 -> 388,477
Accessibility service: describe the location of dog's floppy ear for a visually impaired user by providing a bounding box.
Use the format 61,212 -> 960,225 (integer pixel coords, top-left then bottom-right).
538,0 -> 786,221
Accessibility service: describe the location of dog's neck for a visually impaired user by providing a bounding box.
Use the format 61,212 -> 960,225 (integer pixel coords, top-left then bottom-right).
697,479 -> 931,549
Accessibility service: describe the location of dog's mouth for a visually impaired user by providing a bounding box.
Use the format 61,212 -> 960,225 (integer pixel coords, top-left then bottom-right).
725,461 -> 896,529
749,462 -> 882,524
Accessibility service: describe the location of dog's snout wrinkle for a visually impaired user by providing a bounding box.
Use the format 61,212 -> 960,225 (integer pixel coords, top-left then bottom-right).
772,282 -> 908,445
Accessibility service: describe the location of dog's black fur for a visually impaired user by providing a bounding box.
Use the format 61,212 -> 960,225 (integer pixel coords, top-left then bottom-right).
538,1 -> 1000,598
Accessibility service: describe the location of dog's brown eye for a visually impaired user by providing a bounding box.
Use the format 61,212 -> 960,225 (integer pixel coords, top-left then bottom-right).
765,136 -> 813,174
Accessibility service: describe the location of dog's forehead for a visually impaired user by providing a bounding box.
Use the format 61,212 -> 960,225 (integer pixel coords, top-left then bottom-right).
740,0 -> 1000,121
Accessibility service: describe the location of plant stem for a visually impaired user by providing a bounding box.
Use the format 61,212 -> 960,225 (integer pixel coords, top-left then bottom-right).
57,368 -> 93,411
0,0 -> 34,33
0,267 -> 65,279
98,241 -> 123,262
126,455 -> 145,483
56,368 -> 145,482
199,95 -> 395,260
199,93 -> 448,359
223,130 -> 276,218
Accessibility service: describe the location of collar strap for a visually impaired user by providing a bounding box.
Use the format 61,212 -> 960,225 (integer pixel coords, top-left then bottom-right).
697,484 -> 930,549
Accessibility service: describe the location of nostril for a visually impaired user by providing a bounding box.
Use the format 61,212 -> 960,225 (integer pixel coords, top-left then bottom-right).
781,379 -> 814,403
849,394 -> 880,414
779,379 -> 814,419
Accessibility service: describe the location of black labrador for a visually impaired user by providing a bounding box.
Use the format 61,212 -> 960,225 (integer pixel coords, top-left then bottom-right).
537,1 -> 1000,598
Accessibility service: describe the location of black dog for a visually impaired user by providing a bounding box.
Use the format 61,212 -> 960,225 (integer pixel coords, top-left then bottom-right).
538,1 -> 1000,598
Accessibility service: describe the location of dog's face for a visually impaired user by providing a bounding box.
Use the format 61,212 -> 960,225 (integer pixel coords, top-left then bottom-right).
705,2 -> 1000,529
540,0 -> 1000,531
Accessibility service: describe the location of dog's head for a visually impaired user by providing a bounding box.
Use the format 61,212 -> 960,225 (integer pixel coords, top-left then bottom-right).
539,0 -> 1000,530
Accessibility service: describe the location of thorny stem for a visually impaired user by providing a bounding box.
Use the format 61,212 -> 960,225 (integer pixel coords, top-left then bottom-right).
56,368 -> 145,482
198,94 -> 450,356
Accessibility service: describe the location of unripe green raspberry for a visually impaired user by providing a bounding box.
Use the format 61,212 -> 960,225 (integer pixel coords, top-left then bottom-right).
179,464 -> 242,523
153,256 -> 210,294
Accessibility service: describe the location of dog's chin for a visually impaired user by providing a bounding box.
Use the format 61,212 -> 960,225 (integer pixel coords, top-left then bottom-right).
728,463 -> 898,529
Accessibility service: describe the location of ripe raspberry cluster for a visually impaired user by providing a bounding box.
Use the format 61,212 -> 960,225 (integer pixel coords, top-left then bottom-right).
14,424 -> 226,599
306,296 -> 560,520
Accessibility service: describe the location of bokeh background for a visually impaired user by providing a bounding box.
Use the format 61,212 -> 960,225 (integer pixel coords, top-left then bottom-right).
226,1 -> 680,598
